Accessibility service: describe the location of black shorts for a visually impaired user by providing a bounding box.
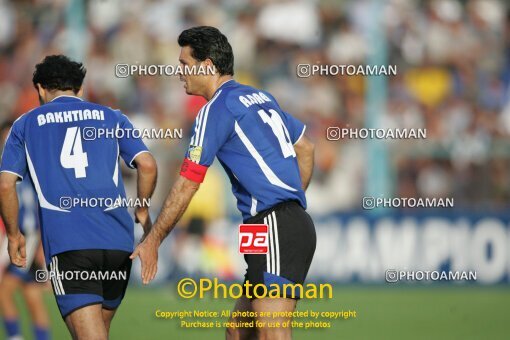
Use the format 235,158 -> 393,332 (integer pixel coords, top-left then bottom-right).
47,249 -> 132,318
243,201 -> 316,299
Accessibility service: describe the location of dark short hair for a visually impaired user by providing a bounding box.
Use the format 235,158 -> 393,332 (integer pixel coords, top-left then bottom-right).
32,55 -> 86,93
178,26 -> 234,76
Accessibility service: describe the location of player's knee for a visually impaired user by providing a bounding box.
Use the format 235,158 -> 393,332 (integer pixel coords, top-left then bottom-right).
0,283 -> 15,298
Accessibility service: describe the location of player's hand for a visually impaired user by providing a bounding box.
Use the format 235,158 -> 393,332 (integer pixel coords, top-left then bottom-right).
7,231 -> 26,268
130,234 -> 159,285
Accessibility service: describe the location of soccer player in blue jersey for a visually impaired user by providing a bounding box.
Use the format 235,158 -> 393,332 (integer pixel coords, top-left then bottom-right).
0,121 -> 51,340
132,26 -> 316,340
0,55 -> 158,339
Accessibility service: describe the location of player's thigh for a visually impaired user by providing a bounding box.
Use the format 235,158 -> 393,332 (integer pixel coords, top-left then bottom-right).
21,282 -> 49,326
49,250 -> 105,320
226,296 -> 257,340
0,272 -> 20,316
65,303 -> 107,340
22,281 -> 44,299
18,249 -> 46,303
0,271 -> 20,296
0,232 -> 9,277
251,297 -> 296,318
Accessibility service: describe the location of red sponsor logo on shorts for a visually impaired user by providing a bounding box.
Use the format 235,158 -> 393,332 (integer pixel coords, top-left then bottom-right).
239,224 -> 268,254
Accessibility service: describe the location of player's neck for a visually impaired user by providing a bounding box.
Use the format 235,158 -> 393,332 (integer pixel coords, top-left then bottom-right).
204,76 -> 233,101
45,90 -> 80,103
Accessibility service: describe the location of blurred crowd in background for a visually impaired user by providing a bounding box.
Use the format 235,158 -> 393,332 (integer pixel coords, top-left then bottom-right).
0,0 -> 509,223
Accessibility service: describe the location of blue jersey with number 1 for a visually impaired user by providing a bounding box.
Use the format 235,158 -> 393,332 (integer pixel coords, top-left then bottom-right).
0,96 -> 149,264
181,80 -> 307,221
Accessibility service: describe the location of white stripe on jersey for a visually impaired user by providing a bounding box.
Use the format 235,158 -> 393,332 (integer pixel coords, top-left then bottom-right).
234,121 -> 297,192
25,145 -> 70,212
250,196 -> 257,216
113,124 -> 120,187
198,90 -> 222,147
191,90 -> 222,148
191,107 -> 205,146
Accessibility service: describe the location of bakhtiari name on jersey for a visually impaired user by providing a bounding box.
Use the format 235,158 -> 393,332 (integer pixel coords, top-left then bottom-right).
37,109 -> 105,126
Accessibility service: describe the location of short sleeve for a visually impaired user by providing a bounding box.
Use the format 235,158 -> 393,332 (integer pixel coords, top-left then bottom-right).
180,96 -> 233,183
117,112 -> 150,169
185,99 -> 233,167
0,120 -> 27,180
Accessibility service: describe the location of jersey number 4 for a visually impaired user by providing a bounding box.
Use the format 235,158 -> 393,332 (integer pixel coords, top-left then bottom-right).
257,109 -> 296,158
60,127 -> 89,178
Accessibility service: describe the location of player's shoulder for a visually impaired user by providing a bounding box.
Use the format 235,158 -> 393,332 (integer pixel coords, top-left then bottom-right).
104,106 -> 125,119
78,101 -> 129,123
10,108 -> 35,131
198,80 -> 236,115
77,100 -> 122,117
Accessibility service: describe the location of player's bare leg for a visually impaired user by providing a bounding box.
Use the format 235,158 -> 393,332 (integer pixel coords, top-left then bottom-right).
0,273 -> 19,321
252,298 -> 296,340
102,308 -> 117,334
21,282 -> 50,332
64,304 -> 107,340
226,296 -> 257,340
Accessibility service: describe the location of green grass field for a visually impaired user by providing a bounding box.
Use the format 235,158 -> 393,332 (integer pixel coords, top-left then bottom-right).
2,285 -> 509,339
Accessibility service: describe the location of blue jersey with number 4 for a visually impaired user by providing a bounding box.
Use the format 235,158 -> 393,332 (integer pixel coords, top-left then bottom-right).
0,96 -> 149,264
183,80 -> 307,221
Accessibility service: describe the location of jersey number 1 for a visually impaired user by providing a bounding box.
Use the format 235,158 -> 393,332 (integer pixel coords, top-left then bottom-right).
257,109 -> 296,158
60,127 -> 88,178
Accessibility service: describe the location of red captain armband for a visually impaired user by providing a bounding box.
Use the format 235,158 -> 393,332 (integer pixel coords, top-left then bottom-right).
180,158 -> 208,183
